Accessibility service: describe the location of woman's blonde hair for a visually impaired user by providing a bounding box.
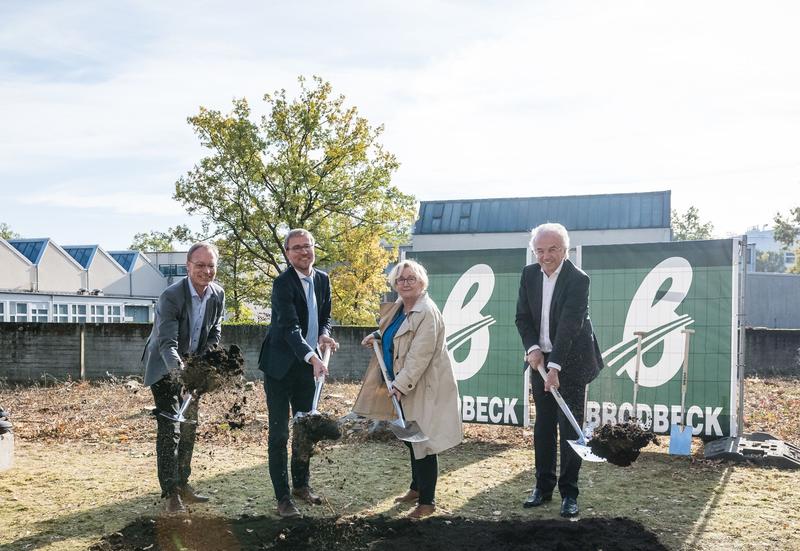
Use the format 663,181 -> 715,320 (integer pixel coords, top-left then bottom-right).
387,259 -> 429,292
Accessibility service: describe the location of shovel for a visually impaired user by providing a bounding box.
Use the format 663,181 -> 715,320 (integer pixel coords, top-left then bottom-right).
371,340 -> 428,443
295,346 -> 331,419
160,391 -> 196,424
669,329 -> 695,455
534,363 -> 606,462
628,331 -> 647,426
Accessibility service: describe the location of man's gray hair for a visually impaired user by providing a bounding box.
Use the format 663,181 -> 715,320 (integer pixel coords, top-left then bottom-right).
284,228 -> 315,249
187,242 -> 219,262
529,223 -> 570,254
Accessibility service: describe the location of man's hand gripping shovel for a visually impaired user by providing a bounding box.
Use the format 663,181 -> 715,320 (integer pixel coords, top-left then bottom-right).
532,362 -> 605,463
294,346 -> 332,420
372,341 -> 428,443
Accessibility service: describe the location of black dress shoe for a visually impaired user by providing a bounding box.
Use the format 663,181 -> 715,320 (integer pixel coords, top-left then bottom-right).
523,489 -> 553,508
277,496 -> 301,518
179,484 -> 210,503
560,496 -> 579,518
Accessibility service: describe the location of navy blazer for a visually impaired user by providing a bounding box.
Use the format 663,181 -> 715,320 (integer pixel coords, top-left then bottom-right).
259,266 -> 333,380
515,259 -> 603,390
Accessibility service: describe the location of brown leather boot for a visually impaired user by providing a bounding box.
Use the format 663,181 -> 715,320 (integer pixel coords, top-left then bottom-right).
408,504 -> 435,519
393,489 -> 420,504
179,483 -> 210,503
292,486 -> 322,505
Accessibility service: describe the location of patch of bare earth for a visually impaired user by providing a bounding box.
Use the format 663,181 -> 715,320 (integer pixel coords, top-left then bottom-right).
1,377 -> 799,550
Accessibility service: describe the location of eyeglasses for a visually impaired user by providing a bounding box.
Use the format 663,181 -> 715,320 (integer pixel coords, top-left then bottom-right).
288,244 -> 314,253
395,276 -> 417,286
190,262 -> 217,270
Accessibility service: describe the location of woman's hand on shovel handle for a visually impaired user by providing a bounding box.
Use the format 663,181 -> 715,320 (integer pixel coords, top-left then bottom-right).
389,384 -> 404,401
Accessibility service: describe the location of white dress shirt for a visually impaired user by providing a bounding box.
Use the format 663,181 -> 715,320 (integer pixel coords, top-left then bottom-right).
528,260 -> 565,371
188,282 -> 212,354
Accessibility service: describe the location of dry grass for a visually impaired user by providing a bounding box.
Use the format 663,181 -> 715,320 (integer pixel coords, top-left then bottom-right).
1,377 -> 799,550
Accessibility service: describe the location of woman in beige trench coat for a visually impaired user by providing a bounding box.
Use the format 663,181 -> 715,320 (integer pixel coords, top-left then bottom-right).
353,259 -> 462,518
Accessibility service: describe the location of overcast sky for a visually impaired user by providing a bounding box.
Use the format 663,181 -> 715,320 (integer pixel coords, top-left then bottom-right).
1,1 -> 799,249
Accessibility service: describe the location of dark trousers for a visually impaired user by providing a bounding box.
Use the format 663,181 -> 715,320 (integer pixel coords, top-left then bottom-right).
404,442 -> 438,505
264,361 -> 315,501
151,377 -> 199,498
531,363 -> 584,499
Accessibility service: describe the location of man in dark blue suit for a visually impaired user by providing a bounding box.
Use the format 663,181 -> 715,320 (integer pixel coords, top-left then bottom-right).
259,228 -> 338,518
515,223 -> 603,518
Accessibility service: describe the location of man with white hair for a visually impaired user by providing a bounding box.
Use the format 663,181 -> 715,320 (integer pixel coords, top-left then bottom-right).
515,223 -> 603,518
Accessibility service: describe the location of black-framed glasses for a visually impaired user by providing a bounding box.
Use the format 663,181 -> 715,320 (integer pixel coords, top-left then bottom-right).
395,276 -> 417,285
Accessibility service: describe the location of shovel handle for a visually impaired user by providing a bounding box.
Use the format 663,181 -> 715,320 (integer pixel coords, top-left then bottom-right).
310,347 -> 331,413
535,364 -> 586,443
632,331 -> 647,417
679,329 -> 694,429
372,340 -> 407,424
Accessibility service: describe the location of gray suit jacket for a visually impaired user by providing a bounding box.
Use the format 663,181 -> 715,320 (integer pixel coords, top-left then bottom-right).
142,277 -> 225,387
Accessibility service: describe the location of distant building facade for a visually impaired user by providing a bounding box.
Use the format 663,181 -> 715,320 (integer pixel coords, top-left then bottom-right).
0,237 -> 167,323
745,226 -> 796,271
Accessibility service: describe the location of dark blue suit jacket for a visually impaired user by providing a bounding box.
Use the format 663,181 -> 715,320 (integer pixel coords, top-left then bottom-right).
259,266 -> 333,380
515,259 -> 603,391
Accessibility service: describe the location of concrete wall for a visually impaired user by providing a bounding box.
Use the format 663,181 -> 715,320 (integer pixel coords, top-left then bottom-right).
746,273 -> 800,329
0,322 -> 376,383
745,328 -> 800,377
2,322 -> 796,383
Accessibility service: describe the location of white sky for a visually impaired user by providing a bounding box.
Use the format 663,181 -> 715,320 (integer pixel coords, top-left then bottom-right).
1,0 -> 799,249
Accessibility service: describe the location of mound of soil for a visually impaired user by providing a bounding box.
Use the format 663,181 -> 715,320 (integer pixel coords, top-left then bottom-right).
92,514 -> 667,551
176,345 -> 246,395
292,413 -> 342,462
590,422 -> 659,466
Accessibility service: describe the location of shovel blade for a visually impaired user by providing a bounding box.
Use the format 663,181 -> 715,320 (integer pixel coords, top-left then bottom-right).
390,419 -> 429,443
567,439 -> 606,462
669,424 -> 692,455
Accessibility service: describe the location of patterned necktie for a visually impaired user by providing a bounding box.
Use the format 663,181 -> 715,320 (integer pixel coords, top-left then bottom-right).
304,275 -> 318,353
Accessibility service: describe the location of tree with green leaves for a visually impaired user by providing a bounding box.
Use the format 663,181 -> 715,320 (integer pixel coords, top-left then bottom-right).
0,222 -> 19,240
328,222 -> 395,325
174,76 -> 416,312
755,251 -> 786,273
214,236 -> 272,322
671,206 -> 714,241
129,226 -> 192,252
773,207 -> 800,273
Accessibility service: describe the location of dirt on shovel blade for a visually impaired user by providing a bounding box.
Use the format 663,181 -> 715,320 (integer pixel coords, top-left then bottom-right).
590,421 -> 659,467
92,515 -> 668,551
173,344 -> 246,395
292,413 -> 342,463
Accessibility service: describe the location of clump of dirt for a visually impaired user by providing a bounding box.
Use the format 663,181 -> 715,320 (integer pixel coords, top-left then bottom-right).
292,413 -> 342,462
176,345 -> 246,395
92,514 -> 668,551
590,421 -> 659,466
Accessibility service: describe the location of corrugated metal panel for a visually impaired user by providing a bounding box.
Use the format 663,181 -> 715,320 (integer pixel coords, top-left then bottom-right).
62,246 -> 98,269
8,238 -> 48,264
745,273 -> 800,329
415,191 -> 671,234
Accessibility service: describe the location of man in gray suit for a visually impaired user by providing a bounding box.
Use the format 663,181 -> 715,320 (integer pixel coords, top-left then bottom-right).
143,242 -> 226,513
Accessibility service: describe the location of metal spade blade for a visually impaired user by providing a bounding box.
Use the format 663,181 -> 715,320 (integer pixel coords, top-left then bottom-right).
534,363 -> 606,463
372,341 -> 428,443
160,393 -> 196,424
294,347 -> 331,420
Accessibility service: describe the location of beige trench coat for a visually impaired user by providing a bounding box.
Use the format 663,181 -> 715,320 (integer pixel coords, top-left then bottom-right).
352,294 -> 462,458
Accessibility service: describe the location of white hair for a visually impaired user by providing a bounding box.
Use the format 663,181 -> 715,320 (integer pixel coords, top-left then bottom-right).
529,223 -> 570,255
387,259 -> 429,292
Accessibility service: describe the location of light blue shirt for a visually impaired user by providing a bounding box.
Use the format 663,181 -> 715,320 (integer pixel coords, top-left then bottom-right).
188,282 -> 212,354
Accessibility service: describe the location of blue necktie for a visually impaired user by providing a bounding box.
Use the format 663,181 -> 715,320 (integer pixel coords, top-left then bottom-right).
304,275 -> 318,353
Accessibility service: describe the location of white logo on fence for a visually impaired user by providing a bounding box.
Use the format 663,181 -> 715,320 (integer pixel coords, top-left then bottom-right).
602,257 -> 695,387
442,264 -> 497,381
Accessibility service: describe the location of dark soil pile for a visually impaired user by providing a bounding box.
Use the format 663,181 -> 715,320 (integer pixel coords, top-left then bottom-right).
590,421 -> 659,466
176,345 -> 246,395
292,413 -> 342,462
92,515 -> 668,551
